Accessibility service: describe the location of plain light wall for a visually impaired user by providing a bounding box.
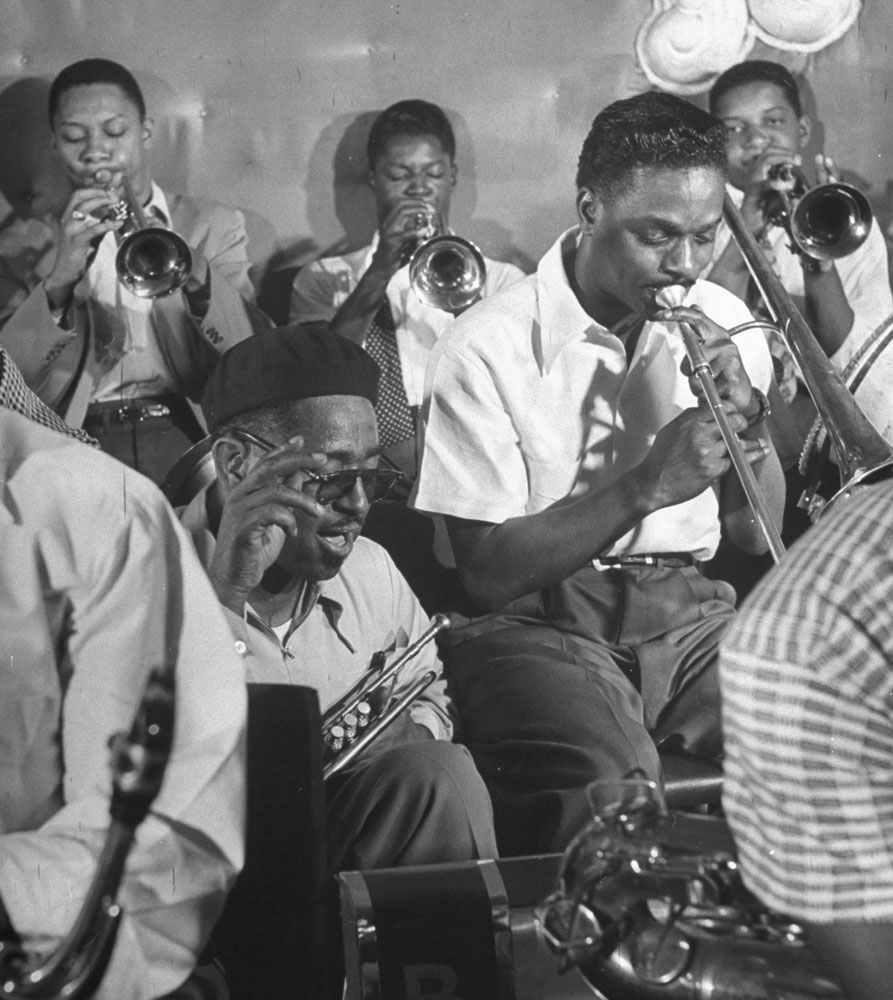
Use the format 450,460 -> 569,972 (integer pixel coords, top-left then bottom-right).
1,0 -> 892,285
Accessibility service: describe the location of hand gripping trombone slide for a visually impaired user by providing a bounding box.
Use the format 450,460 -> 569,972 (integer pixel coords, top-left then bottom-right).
658,285 -> 785,564
322,613 -> 451,782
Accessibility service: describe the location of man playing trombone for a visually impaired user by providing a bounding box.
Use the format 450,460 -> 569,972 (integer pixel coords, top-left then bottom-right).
179,323 -> 497,875
412,91 -> 784,857
0,58 -> 270,484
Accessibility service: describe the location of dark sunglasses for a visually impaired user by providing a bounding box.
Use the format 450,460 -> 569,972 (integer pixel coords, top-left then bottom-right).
226,428 -> 404,505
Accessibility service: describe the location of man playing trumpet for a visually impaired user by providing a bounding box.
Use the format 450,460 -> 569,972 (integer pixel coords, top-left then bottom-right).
289,99 -> 523,481
179,323 -> 496,874
0,58 -> 269,483
706,60 -> 892,411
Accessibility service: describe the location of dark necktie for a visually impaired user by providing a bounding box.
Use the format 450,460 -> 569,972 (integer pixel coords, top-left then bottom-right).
364,297 -> 416,448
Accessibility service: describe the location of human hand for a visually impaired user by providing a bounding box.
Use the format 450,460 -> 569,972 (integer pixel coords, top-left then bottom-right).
656,303 -> 756,414
208,437 -> 327,610
370,199 -> 441,277
637,403 -> 769,509
43,187 -> 122,303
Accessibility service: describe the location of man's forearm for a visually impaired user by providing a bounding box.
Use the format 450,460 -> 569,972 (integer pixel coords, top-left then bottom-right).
328,265 -> 392,345
448,472 -> 656,610
803,265 -> 854,357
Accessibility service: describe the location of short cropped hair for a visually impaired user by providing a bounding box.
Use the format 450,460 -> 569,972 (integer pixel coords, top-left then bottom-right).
576,91 -> 728,201
49,58 -> 146,125
708,60 -> 802,119
366,99 -> 456,169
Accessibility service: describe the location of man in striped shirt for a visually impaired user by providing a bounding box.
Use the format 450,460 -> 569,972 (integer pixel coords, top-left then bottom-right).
720,480 -> 893,1000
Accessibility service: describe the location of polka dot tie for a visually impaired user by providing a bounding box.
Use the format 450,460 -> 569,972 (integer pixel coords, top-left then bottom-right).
364,297 -> 416,448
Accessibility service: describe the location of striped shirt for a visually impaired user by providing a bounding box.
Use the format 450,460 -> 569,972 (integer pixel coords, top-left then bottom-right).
720,480 -> 893,923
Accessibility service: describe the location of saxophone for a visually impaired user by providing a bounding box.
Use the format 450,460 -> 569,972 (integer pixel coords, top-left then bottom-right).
0,663 -> 175,1000
535,779 -> 844,1000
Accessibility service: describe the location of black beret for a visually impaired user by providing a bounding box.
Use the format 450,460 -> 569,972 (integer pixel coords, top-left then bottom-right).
201,323 -> 380,430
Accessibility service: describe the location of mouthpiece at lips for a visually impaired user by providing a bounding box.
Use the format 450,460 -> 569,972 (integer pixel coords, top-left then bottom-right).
655,284 -> 688,311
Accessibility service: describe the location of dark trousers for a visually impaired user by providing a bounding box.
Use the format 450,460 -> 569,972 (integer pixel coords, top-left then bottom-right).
83,395 -> 206,487
444,564 -> 737,857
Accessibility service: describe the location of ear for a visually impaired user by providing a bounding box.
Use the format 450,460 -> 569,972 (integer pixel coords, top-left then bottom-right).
212,437 -> 248,491
577,187 -> 600,231
798,114 -> 811,149
141,116 -> 154,148
449,158 -> 458,189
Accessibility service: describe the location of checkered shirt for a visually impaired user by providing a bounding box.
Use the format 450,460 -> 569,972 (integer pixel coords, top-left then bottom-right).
721,480 -> 893,922
0,348 -> 97,446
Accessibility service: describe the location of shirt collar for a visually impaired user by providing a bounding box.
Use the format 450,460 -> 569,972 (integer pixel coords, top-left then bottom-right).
535,227 -> 612,374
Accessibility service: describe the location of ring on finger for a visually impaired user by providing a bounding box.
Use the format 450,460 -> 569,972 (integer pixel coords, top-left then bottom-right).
71,210 -> 87,221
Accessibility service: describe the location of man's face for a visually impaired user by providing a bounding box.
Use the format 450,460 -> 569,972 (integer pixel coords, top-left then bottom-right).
712,81 -> 809,191
577,166 -> 725,323
51,82 -> 153,199
369,133 -> 457,226
267,396 -> 380,583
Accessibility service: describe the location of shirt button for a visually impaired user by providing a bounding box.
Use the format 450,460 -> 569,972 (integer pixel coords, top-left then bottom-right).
234,640 -> 247,656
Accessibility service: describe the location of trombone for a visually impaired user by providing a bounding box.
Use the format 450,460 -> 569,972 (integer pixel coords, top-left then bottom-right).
722,189 -> 893,519
94,169 -> 193,299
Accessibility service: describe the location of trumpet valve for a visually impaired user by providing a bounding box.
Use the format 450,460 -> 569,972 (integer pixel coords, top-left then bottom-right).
325,724 -> 346,757
356,702 -> 372,731
342,713 -> 358,744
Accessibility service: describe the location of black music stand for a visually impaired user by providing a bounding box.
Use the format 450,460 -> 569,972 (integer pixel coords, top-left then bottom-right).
209,683 -> 330,1000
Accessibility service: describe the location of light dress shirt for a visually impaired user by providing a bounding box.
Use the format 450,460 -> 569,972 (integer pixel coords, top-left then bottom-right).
707,185 -> 893,374
413,227 -> 773,563
721,479 -> 893,922
289,234 -> 525,407
179,484 -> 453,741
0,409 -> 246,1000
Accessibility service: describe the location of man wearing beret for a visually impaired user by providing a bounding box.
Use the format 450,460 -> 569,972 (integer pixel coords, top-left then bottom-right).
178,324 -> 497,874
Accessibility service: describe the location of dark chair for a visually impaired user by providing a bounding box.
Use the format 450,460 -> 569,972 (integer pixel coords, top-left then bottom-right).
160,435 -> 215,508
660,750 -> 723,811
209,684 -> 330,1000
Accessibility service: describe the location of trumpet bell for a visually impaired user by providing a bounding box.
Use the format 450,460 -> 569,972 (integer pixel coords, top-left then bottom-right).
409,234 -> 486,312
790,182 -> 873,261
116,226 -> 193,298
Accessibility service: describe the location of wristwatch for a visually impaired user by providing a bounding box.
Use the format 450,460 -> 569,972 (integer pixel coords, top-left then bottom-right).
746,387 -> 772,428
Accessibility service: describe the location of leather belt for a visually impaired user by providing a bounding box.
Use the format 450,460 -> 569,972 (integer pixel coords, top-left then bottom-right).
592,552 -> 694,570
84,397 -> 174,424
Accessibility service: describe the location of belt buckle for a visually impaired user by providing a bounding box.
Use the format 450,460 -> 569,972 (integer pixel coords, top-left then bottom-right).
115,403 -> 171,423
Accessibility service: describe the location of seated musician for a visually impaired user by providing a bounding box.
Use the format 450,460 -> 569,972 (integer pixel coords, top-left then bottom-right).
0,346 -> 247,1000
411,91 -> 784,857
289,98 -> 524,481
720,479 -> 893,1000
179,324 -> 497,873
0,58 -> 270,484
705,60 -> 892,424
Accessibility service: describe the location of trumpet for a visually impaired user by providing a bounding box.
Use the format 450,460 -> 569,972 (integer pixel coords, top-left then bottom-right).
0,663 -> 175,1000
94,170 -> 193,299
402,209 -> 487,313
760,162 -> 872,263
322,613 -> 451,781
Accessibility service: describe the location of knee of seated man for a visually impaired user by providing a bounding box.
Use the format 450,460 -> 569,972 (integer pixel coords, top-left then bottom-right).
364,740 -> 485,796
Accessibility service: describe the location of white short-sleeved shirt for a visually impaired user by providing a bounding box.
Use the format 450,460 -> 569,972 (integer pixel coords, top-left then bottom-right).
290,235 -> 525,407
413,227 -> 774,563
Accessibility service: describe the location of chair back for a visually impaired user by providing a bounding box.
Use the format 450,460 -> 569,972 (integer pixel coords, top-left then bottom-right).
210,683 -> 329,1000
